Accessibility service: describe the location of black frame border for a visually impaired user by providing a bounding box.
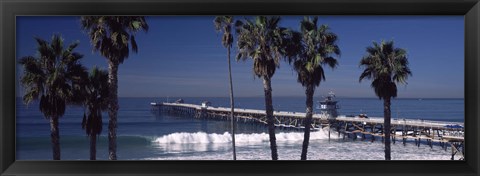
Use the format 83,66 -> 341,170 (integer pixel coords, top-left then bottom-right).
1,0 -> 479,176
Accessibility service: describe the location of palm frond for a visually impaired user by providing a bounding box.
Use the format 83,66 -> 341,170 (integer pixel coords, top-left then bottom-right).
19,34 -> 88,118
81,16 -> 148,63
235,16 -> 288,78
359,40 -> 411,99
213,16 -> 235,48
288,16 -> 340,88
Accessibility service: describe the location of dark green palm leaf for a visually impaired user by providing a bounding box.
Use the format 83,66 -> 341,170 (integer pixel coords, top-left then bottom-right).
359,40 -> 412,99
288,16 -> 340,87
19,34 -> 85,118
236,16 -> 288,79
81,16 -> 148,64
81,67 -> 109,137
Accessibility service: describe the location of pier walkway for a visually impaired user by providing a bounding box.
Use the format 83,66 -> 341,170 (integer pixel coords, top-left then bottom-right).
155,102 -> 322,118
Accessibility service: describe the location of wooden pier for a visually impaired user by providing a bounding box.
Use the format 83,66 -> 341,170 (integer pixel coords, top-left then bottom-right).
152,102 -> 331,129
151,102 -> 465,160
334,116 -> 464,160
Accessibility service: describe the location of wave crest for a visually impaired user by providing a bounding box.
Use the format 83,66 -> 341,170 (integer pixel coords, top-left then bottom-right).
153,128 -> 338,144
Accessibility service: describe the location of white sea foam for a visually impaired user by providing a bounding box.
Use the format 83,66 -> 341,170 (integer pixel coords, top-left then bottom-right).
153,128 -> 339,144
149,128 -> 456,160
146,140 -> 454,160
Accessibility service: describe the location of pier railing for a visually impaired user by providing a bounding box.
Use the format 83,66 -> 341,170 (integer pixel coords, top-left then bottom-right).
336,116 -> 464,130
159,102 -> 327,119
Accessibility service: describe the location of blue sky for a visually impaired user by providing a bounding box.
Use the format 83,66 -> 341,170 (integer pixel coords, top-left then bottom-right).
16,16 -> 464,98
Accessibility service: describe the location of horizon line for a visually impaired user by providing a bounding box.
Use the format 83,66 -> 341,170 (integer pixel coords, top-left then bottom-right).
105,96 -> 465,99
15,96 -> 465,99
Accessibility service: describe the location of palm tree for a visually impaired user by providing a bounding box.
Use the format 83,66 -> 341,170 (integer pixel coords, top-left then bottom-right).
359,40 -> 412,160
235,16 -> 290,160
19,34 -> 87,160
79,67 -> 109,160
81,16 -> 149,160
214,16 -> 237,160
287,17 -> 340,160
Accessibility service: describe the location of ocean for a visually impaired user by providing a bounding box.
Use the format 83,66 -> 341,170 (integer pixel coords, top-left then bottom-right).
16,97 -> 464,160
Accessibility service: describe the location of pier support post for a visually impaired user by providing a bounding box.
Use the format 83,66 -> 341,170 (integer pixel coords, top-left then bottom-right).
337,124 -> 341,138
328,125 -> 331,142
380,124 -> 384,143
451,144 -> 455,160
392,130 -> 396,144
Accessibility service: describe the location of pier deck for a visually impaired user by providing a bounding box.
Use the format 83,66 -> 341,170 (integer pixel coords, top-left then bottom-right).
158,102 -> 323,118
336,116 -> 464,131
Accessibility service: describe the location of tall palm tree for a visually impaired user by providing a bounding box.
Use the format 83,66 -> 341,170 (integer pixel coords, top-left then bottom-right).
214,16 -> 237,160
79,67 -> 109,160
359,40 -> 412,160
235,16 -> 290,160
19,34 -> 87,160
287,17 -> 340,160
81,16 -> 149,160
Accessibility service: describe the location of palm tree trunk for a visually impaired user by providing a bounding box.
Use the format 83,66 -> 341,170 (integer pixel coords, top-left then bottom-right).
301,85 -> 314,160
263,76 -> 278,160
49,117 -> 60,160
108,60 -> 119,160
384,97 -> 392,160
90,134 -> 97,160
227,46 -> 237,160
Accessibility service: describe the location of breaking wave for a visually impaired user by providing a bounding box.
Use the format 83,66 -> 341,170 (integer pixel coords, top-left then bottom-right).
153,128 -> 338,144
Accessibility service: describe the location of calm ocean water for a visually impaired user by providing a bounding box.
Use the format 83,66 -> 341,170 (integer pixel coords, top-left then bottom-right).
16,97 -> 464,160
